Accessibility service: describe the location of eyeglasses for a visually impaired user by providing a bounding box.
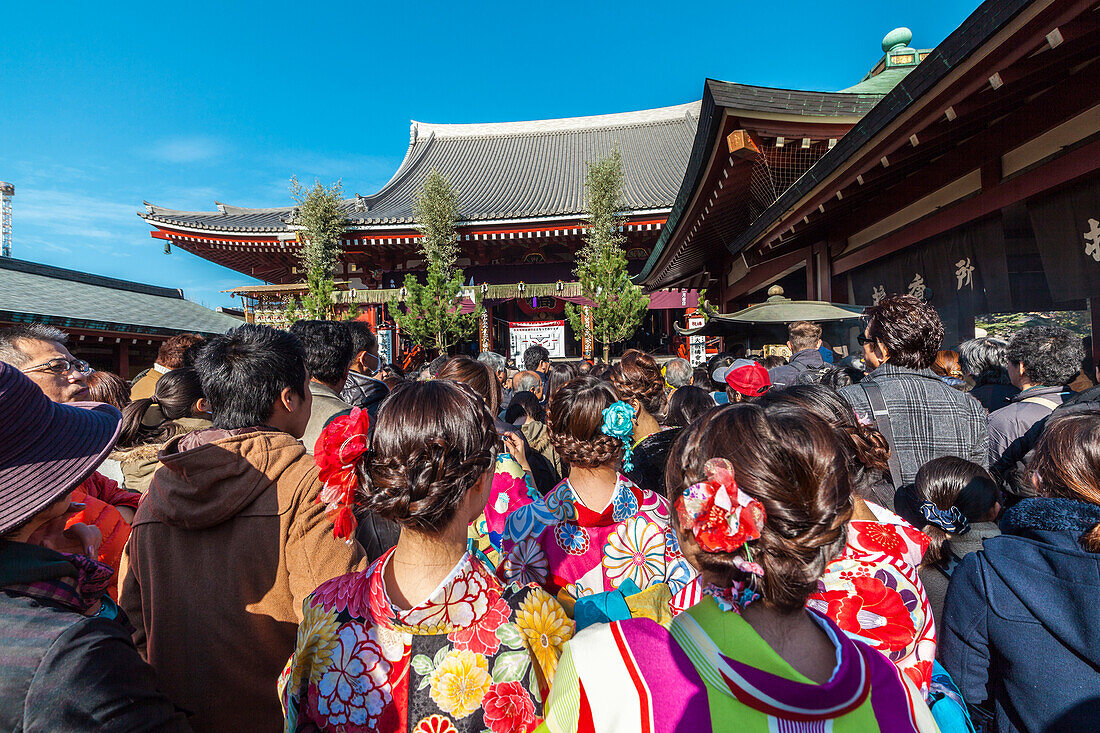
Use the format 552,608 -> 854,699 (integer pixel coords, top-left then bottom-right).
21,358 -> 93,376
856,335 -> 875,347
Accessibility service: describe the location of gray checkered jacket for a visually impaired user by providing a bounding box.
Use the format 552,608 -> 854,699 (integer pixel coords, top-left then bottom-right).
840,364 -> 989,487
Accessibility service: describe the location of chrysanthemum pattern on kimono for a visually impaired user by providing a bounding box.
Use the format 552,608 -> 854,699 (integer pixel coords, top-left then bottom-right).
497,474 -> 696,604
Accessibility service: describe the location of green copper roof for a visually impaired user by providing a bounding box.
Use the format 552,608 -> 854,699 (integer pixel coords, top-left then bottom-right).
840,66 -> 918,94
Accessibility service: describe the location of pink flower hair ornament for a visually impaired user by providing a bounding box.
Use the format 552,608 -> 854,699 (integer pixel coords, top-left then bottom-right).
675,458 -> 767,568
314,407 -> 370,543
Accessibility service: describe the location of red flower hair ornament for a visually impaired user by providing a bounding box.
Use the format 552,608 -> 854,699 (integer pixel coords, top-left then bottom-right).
675,458 -> 766,568
314,407 -> 370,543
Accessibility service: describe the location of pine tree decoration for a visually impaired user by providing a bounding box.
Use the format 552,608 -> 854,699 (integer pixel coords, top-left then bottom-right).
289,177 -> 346,320
390,170 -> 479,353
565,149 -> 649,362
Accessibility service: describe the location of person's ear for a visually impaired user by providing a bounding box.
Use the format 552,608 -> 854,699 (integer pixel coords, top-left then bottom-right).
816,339 -> 823,350
193,397 -> 212,416
278,386 -> 297,414
786,341 -> 794,352
875,340 -> 889,362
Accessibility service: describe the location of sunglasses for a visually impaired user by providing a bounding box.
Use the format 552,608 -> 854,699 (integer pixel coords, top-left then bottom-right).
856,335 -> 875,347
21,358 -> 93,376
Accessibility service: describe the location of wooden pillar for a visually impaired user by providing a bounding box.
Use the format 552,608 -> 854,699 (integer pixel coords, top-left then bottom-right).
117,339 -> 130,379
1092,297 -> 1100,373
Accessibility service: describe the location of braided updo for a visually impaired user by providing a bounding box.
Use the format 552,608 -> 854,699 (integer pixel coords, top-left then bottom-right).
666,403 -> 853,613
548,376 -> 626,469
357,380 -> 497,531
610,349 -> 667,418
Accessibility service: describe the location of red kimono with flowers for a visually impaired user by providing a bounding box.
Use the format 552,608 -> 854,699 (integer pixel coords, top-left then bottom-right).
281,549 -> 574,733
807,503 -> 937,697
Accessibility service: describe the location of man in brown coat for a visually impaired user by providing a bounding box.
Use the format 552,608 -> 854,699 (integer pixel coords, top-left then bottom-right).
121,324 -> 366,732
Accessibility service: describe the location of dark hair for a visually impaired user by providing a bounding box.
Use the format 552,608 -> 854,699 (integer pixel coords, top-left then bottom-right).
504,391 -> 545,424
758,384 -> 890,500
523,345 -> 550,372
359,380 -> 497,531
666,403 -> 852,613
1029,409 -> 1100,552
693,366 -> 708,386
932,350 -> 964,380
913,457 -> 998,565
436,355 -> 502,416
958,337 -> 1011,386
548,375 -> 625,469
86,371 -> 131,410
665,385 -> 713,427
0,323 -> 68,367
427,354 -> 449,377
193,324 -> 308,430
156,333 -> 205,370
289,320 -> 354,387
377,362 -> 405,379
1006,325 -> 1084,387
587,361 -> 611,380
345,321 -> 377,357
788,321 -> 822,352
707,353 -> 737,392
761,355 -> 787,370
862,294 -> 944,370
118,367 -> 206,447
547,362 -> 578,400
610,349 -> 666,419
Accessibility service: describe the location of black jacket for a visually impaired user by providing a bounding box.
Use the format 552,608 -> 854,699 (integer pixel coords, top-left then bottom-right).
340,370 -> 390,420
0,541 -> 190,732
768,348 -> 825,389
940,498 -> 1100,732
626,428 -> 682,498
496,418 -> 559,494
968,381 -> 1018,413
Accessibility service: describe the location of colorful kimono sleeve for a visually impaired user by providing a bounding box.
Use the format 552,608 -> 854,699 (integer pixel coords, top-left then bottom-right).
542,642 -> 588,733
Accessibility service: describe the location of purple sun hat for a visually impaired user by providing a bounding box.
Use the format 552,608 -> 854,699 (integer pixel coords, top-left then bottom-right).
0,361 -> 122,534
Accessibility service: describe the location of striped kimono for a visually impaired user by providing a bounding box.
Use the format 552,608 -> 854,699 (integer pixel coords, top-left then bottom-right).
543,595 -> 938,732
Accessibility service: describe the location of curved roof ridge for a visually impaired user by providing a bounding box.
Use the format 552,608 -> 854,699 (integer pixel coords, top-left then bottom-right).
704,78 -> 884,99
411,101 -> 702,139
217,203 -> 292,215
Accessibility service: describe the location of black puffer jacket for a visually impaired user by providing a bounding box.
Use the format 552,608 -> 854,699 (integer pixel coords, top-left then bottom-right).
340,371 -> 390,420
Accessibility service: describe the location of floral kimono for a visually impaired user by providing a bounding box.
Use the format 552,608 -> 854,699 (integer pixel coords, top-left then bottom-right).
497,474 -> 696,607
479,454 -> 540,553
807,503 -> 937,697
542,595 -> 938,732
281,548 -> 574,733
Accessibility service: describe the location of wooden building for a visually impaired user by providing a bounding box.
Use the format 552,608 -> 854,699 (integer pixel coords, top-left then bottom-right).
0,257 -> 242,377
640,0 -> 1100,352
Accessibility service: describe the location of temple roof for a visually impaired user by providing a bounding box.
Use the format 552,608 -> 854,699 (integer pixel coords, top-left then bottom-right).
0,257 -> 242,336
141,83 -> 887,236
142,102 -> 703,233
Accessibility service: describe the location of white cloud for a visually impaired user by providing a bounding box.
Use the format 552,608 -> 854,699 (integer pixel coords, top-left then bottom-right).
147,136 -> 223,164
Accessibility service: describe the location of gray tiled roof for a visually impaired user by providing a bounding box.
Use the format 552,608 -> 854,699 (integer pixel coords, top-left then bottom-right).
141,102 -> 703,233
706,79 -> 884,117
0,258 -> 242,335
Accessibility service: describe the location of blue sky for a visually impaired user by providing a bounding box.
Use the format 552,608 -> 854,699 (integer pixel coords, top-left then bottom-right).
0,0 -> 975,310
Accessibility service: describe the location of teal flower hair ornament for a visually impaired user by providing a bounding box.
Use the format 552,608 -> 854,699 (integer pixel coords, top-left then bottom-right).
601,401 -> 637,472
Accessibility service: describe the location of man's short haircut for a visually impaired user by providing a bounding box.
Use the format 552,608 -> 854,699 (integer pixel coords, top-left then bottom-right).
156,333 -> 205,370
345,321 -> 377,357
958,337 -> 1010,382
0,324 -> 68,367
1006,326 -> 1084,387
514,371 -> 543,394
664,357 -> 693,388
193,324 -> 308,430
289,320 -> 354,387
862,294 -> 945,370
477,351 -> 507,375
788,321 -> 823,352
523,345 -> 550,371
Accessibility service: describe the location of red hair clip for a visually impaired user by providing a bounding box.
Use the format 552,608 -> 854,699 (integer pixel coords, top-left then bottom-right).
675,458 -> 766,556
314,407 -> 370,542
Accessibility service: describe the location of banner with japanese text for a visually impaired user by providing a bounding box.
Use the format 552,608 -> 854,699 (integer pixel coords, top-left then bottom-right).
1027,173 -> 1100,303
687,315 -> 707,366
509,320 -> 566,361
377,328 -> 394,367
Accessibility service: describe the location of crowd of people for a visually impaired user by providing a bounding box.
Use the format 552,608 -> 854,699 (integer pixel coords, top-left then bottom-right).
0,292 -> 1098,732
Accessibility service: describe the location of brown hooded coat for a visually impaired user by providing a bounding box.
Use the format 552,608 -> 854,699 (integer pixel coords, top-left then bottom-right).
120,428 -> 366,733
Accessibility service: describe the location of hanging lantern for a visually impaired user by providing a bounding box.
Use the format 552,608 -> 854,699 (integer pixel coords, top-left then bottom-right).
400,286 -> 408,298
517,281 -> 526,293
556,280 -> 564,292
480,282 -> 489,295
